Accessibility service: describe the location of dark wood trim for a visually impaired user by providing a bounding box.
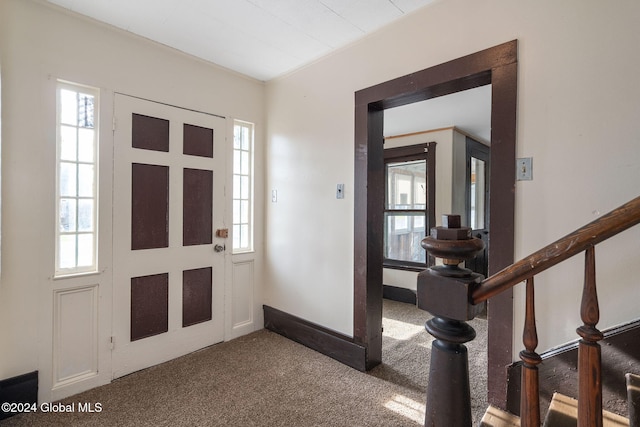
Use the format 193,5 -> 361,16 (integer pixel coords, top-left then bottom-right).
353,104 -> 384,368
382,285 -> 417,305
354,40 -> 518,404
383,142 -> 430,160
383,261 -> 426,272
485,58 -> 518,408
506,319 -> 640,417
263,305 -> 367,371
0,371 -> 38,420
383,260 -> 427,273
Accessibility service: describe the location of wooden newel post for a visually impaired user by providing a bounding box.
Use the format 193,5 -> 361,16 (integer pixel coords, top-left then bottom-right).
418,214 -> 486,427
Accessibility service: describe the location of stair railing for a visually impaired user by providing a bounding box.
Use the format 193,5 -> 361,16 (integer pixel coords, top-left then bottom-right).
418,195 -> 640,427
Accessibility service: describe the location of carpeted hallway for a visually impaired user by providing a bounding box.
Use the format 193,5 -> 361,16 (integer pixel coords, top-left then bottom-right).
2,299 -> 489,426
374,299 -> 488,424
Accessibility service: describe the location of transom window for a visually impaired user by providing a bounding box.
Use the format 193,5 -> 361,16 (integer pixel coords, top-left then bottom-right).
232,120 -> 254,253
384,142 -> 435,270
55,82 -> 99,276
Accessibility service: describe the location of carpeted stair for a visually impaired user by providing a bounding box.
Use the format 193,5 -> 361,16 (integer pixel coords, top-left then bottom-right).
480,373 -> 640,427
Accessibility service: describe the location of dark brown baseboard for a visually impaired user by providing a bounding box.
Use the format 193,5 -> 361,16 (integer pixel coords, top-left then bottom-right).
506,319 -> 640,417
0,371 -> 38,420
263,305 -> 367,371
383,285 -> 417,305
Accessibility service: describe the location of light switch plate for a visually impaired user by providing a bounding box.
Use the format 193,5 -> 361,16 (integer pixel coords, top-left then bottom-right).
516,158 -> 533,181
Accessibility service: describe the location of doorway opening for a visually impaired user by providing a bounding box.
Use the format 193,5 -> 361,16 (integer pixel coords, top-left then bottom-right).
353,40 -> 518,406
466,137 -> 491,278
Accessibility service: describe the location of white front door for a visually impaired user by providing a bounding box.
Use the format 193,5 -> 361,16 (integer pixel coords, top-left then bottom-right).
112,94 -> 226,378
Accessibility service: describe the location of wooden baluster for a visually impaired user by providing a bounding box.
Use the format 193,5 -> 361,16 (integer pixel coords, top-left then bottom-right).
576,245 -> 604,427
520,277 -> 542,427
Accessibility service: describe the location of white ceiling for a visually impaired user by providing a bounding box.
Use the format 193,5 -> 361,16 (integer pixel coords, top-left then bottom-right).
45,0 -> 490,139
46,0 -> 438,82
384,84 -> 492,142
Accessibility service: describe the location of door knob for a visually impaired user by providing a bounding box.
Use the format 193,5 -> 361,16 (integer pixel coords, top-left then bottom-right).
214,244 -> 225,253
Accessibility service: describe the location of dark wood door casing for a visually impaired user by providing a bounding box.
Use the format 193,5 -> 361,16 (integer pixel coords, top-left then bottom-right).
354,40 -> 517,407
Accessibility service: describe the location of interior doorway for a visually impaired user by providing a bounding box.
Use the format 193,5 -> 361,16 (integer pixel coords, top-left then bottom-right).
353,40 -> 518,406
466,137 -> 491,278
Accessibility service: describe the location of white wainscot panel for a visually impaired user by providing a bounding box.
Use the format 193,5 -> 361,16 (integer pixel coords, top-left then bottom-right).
232,260 -> 254,329
53,284 -> 99,388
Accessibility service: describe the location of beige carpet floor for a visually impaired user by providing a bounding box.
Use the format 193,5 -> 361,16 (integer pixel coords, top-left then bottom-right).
2,300 -> 489,426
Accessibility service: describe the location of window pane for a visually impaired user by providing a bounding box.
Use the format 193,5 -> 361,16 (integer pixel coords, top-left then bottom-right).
241,151 -> 249,175
78,164 -> 94,197
240,176 -> 249,199
240,224 -> 249,248
60,162 -> 77,197
59,199 -> 77,232
60,126 -> 77,161
60,89 -> 78,126
240,200 -> 249,223
384,213 -> 426,263
233,175 -> 241,199
414,176 -> 426,208
233,224 -> 240,249
241,126 -> 249,150
78,199 -> 94,232
386,160 -> 426,210
78,128 -> 94,162
78,93 -> 94,128
59,235 -> 76,269
77,234 -> 94,266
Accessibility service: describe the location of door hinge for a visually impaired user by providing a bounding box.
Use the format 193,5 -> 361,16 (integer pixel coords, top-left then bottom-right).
112,116 -> 117,132
110,336 -> 115,350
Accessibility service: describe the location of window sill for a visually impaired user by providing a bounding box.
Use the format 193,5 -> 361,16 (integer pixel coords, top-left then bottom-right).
383,263 -> 427,273
53,270 -> 102,280
232,250 -> 255,255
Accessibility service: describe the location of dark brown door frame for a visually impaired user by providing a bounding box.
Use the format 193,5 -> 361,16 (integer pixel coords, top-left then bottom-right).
353,40 -> 517,407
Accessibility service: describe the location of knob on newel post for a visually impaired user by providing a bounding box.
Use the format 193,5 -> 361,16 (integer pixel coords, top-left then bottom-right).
418,214 -> 486,427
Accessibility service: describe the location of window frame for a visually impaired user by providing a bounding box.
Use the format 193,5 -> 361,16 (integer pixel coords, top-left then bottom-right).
54,81 -> 100,277
383,142 -> 436,271
232,120 -> 254,254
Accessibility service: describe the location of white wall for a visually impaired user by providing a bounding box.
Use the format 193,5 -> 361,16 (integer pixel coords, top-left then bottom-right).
0,0 -> 264,395
264,0 -> 640,354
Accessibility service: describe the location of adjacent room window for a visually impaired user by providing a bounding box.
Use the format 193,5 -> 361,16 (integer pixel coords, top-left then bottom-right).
232,120 -> 254,253
55,82 -> 99,276
383,142 -> 436,270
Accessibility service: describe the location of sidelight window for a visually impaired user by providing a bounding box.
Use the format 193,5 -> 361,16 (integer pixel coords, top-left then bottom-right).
232,120 -> 254,253
55,82 -> 99,276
